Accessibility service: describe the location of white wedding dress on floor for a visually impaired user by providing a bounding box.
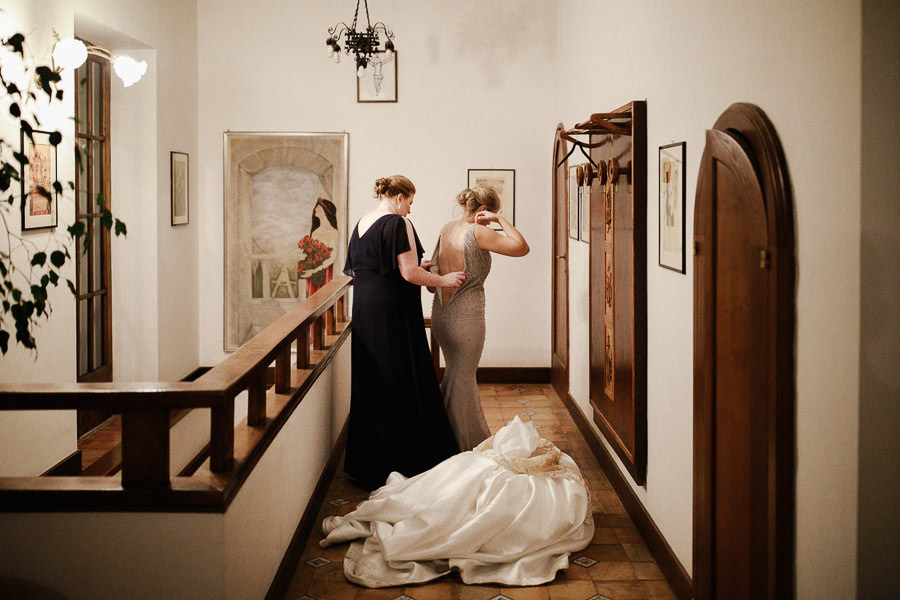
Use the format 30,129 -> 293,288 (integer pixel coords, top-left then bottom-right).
320,416 -> 594,587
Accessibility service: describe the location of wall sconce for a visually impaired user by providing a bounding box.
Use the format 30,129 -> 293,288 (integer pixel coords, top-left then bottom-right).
51,30 -> 147,87
326,0 -> 395,79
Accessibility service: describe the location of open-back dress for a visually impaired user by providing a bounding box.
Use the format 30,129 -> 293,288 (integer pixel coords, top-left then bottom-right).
430,223 -> 492,450
343,214 -> 459,490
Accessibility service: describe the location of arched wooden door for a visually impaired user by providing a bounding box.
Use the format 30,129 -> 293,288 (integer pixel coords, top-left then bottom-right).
551,124 -> 569,398
693,104 -> 795,600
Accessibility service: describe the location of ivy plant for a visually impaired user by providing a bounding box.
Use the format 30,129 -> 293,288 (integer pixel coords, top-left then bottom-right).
1,31 -> 126,355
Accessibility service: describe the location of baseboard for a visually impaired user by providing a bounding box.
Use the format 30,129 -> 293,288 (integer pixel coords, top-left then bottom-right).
562,392 -> 693,600
266,419 -> 349,600
436,367 -> 550,383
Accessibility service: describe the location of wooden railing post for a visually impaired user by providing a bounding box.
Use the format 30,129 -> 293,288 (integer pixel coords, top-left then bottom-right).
313,315 -> 325,350
337,296 -> 346,322
275,344 -> 291,393
210,395 -> 235,472
121,408 -> 170,489
248,371 -> 266,426
325,305 -> 336,335
297,327 -> 310,369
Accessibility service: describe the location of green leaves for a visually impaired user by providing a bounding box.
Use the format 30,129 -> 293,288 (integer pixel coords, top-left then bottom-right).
0,31 -> 126,355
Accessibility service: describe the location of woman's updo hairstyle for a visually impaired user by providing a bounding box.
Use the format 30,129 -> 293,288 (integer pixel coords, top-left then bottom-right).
374,175 -> 416,199
456,184 -> 501,215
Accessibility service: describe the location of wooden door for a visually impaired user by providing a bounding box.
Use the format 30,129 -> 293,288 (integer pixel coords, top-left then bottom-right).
693,104 -> 795,600
551,125 -> 569,398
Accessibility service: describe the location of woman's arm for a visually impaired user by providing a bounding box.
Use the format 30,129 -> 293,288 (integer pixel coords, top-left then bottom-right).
473,212 -> 530,257
398,218 -> 465,288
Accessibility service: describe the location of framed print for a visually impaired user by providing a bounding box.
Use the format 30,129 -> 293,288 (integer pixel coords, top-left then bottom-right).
223,132 -> 349,350
357,51 -> 397,102
467,168 -> 515,228
567,165 -> 579,239
170,151 -> 189,225
21,129 -> 58,230
580,180 -> 590,243
659,142 -> 686,272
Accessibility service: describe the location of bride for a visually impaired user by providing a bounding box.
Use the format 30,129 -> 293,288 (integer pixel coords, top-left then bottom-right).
320,415 -> 594,587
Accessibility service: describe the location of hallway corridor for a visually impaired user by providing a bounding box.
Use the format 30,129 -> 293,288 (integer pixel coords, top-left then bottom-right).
282,384 -> 677,600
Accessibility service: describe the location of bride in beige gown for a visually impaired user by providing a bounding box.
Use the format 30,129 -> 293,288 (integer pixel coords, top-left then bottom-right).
429,185 -> 530,450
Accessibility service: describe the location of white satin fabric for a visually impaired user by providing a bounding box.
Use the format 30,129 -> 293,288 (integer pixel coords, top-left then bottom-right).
321,416 -> 594,587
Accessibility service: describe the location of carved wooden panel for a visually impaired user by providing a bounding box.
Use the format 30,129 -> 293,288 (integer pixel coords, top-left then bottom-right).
588,101 -> 647,485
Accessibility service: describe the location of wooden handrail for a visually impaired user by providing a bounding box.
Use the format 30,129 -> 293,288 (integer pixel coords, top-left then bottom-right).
0,275 -> 353,503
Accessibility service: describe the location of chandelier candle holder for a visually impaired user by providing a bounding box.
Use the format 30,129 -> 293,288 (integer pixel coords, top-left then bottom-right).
326,0 -> 395,78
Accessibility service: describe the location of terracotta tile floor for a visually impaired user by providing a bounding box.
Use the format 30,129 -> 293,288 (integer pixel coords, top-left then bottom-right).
283,383 -> 677,600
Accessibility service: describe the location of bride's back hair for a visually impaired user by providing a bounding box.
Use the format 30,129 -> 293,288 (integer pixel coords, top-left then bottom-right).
457,185 -> 501,215
374,175 -> 416,199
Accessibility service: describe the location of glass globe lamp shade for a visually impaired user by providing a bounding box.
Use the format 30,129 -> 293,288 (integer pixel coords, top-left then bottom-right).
113,55 -> 147,87
52,38 -> 88,70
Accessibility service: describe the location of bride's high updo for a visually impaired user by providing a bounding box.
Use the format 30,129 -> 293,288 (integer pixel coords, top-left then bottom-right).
374,175 -> 416,199
457,185 -> 501,215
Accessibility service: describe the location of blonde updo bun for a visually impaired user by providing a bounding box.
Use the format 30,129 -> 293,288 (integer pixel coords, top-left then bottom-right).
374,175 -> 416,199
456,184 -> 501,215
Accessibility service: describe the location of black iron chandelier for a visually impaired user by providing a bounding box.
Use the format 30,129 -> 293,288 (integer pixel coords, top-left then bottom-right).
326,0 -> 395,78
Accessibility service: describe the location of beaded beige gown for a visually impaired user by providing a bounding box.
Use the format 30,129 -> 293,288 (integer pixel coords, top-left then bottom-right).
430,223 -> 492,451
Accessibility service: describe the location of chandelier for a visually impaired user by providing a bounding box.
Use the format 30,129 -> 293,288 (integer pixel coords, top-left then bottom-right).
326,0 -> 395,78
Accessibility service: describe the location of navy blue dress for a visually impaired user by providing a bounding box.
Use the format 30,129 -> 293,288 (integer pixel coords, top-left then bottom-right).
343,214 -> 459,489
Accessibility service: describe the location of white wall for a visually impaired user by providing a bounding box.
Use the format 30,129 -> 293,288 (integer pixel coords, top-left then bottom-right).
197,0 -> 557,367
557,2 -> 863,598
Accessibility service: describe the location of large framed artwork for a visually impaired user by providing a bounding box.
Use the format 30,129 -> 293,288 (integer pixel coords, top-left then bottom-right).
357,51 -> 397,102
21,129 -> 58,230
223,132 -> 349,350
467,168 -> 515,228
659,141 -> 686,273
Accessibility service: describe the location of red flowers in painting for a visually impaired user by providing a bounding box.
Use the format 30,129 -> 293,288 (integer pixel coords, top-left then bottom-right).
297,235 -> 332,277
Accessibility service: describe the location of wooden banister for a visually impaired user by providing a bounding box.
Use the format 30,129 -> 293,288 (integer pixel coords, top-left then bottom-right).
0,276 -> 353,505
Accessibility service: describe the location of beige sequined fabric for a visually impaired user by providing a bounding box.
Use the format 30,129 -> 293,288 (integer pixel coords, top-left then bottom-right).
431,224 -> 492,450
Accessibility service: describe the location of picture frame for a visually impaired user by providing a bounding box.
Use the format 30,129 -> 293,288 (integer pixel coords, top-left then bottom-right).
659,141 -> 686,273
170,151 -> 189,225
357,51 -> 397,102
467,168 -> 515,228
567,165 -> 579,240
580,177 -> 590,243
21,129 -> 58,230
223,132 -> 349,351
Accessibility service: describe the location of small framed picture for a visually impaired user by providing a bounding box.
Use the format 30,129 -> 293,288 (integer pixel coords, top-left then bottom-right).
580,180 -> 590,243
567,165 -> 579,240
659,142 -> 685,272
467,168 -> 515,228
357,51 -> 397,102
21,129 -> 58,230
170,151 -> 189,225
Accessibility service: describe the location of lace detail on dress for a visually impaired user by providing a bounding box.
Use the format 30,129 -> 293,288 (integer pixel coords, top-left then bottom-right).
474,419 -> 588,488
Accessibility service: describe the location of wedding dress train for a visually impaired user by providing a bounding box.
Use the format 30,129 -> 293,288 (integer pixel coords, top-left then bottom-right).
320,416 -> 594,587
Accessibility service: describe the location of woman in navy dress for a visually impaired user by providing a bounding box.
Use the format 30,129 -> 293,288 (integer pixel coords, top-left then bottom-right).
343,175 -> 466,490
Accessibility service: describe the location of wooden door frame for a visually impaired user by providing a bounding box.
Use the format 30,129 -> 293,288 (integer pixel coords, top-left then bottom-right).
692,103 -> 796,599
551,123 -> 569,399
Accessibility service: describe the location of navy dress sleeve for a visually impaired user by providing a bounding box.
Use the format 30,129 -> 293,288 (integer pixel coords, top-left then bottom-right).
380,215 -> 419,274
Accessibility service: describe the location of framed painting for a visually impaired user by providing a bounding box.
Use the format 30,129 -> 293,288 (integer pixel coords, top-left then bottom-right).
580,178 -> 590,243
567,164 -> 580,240
223,132 -> 349,350
467,168 -> 515,228
357,51 -> 397,102
659,141 -> 686,273
21,129 -> 58,230
170,151 -> 189,225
